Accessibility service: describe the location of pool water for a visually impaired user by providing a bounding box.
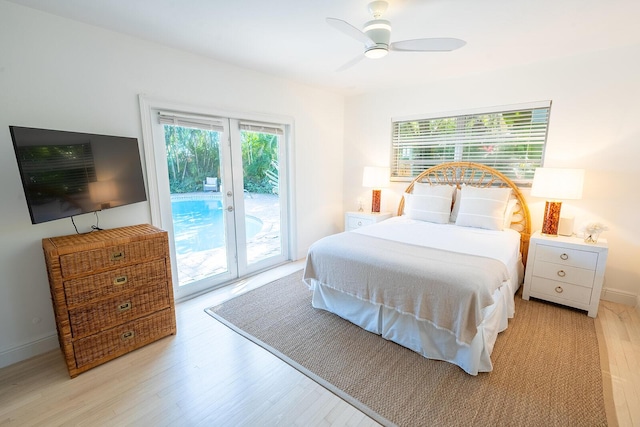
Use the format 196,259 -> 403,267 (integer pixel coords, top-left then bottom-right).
171,198 -> 263,253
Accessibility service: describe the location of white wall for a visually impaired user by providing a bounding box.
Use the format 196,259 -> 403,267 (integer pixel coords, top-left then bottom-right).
0,2 -> 344,367
344,44 -> 640,302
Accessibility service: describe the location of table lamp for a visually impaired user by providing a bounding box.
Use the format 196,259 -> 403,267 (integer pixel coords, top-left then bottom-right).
530,168 -> 584,236
362,166 -> 390,213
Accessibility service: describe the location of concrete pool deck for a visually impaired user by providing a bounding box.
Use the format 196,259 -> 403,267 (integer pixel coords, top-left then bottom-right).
171,192 -> 282,286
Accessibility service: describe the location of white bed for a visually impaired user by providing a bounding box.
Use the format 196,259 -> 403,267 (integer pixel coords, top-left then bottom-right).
303,162 -> 531,375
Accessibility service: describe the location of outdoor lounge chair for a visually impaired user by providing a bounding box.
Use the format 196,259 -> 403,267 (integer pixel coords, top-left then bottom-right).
203,177 -> 219,192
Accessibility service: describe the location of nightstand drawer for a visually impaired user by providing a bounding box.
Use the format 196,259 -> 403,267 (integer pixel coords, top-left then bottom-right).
530,277 -> 592,305
347,216 -> 376,229
535,244 -> 598,270
532,261 -> 596,288
345,212 -> 391,231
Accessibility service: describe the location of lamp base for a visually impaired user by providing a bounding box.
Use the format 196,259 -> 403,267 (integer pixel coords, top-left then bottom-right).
541,201 -> 562,236
371,189 -> 381,213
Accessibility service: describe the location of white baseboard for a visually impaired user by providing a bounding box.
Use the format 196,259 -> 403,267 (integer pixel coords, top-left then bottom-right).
600,286 -> 639,307
0,334 -> 59,369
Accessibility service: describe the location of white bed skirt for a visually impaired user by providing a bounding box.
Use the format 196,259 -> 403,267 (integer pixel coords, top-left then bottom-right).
308,278 -> 518,375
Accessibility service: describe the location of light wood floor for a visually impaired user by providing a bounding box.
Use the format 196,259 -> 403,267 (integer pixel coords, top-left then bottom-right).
1,261 -> 638,426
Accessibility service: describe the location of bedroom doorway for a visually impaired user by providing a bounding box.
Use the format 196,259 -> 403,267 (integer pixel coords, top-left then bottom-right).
141,101 -> 290,301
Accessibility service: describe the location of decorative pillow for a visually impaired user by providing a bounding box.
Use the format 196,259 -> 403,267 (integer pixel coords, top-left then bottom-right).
455,186 -> 512,230
404,185 -> 455,224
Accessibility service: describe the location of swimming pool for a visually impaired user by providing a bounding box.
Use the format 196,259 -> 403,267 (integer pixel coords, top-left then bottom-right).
171,197 -> 263,253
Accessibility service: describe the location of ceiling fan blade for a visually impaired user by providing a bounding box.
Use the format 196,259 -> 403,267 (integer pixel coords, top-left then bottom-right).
326,17 -> 376,48
335,54 -> 365,72
390,38 -> 466,52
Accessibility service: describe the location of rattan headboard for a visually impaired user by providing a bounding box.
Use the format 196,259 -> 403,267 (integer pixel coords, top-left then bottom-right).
397,162 -> 531,264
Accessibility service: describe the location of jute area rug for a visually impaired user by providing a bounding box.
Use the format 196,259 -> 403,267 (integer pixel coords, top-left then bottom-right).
206,270 -> 607,427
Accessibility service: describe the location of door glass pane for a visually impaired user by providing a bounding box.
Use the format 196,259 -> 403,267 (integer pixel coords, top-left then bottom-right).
241,128 -> 283,266
163,124 -> 229,286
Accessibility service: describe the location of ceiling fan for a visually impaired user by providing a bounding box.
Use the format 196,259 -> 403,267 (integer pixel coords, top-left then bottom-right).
327,1 -> 466,70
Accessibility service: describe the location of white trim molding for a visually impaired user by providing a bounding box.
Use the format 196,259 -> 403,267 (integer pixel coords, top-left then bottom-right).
0,334 -> 59,369
600,286 -> 639,307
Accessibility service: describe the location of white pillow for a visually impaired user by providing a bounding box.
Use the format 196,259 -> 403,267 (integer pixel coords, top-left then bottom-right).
455,186 -> 512,230
412,182 -> 443,195
404,185 -> 455,224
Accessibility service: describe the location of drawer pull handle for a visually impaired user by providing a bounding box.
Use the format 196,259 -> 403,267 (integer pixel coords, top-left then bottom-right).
118,301 -> 132,312
560,253 -> 569,260
557,270 -> 566,277
121,330 -> 135,341
555,286 -> 564,294
357,221 -> 363,226
113,275 -> 128,285
111,251 -> 124,261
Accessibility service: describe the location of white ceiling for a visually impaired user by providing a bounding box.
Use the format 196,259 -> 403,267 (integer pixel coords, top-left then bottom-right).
7,0 -> 640,95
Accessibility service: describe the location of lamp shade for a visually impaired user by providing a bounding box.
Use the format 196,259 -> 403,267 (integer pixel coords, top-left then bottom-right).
530,168 -> 584,200
362,166 -> 390,189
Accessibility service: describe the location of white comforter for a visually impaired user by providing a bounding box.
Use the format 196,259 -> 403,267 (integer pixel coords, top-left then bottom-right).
303,216 -> 523,374
354,216 -> 522,274
358,216 -> 522,311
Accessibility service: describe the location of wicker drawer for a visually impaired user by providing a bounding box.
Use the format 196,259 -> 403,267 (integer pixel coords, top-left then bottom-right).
73,308 -> 175,369
64,259 -> 167,306
68,281 -> 170,339
59,238 -> 168,277
530,277 -> 592,305
531,261 -> 596,288
534,244 -> 598,270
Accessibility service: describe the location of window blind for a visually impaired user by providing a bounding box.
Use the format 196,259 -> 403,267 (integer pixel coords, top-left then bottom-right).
157,111 -> 225,132
391,101 -> 551,184
240,122 -> 284,136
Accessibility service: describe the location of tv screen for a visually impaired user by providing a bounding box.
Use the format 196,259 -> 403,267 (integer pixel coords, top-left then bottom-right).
10,126 -> 147,224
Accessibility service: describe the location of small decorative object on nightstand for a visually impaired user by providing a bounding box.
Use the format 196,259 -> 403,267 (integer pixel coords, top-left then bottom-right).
523,230 -> 608,317
345,211 -> 391,231
581,221 -> 608,244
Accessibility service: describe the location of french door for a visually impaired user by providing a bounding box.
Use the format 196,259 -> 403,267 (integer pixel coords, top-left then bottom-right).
141,100 -> 290,301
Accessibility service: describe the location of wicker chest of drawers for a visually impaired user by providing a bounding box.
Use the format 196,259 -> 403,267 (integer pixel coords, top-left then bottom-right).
42,224 -> 176,378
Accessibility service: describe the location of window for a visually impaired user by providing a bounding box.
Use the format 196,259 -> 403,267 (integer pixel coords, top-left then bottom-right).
391,101 -> 551,185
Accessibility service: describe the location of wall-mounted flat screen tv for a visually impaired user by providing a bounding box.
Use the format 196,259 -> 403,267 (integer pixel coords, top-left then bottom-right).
10,126 -> 147,224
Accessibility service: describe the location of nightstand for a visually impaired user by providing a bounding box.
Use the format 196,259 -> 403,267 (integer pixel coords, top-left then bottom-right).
345,211 -> 392,231
522,231 -> 608,317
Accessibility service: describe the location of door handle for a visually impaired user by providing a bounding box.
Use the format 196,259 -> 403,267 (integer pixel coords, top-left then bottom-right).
227,206 -> 234,212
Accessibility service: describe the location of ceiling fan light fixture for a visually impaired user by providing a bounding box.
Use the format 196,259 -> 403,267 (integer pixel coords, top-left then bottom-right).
364,46 -> 388,59
363,20 -> 391,32
363,18 -> 391,59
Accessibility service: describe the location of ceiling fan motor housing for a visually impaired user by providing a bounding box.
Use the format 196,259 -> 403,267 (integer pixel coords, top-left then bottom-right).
363,19 -> 391,58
